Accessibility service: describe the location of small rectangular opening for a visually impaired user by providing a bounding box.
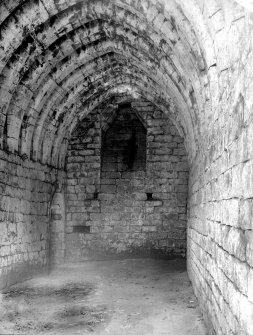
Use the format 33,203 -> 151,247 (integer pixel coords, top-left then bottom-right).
94,192 -> 99,199
146,193 -> 153,201
73,226 -> 90,233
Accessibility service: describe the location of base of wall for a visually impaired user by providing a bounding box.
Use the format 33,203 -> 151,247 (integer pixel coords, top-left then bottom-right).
66,246 -> 186,262
0,261 -> 49,291
187,257 -> 216,335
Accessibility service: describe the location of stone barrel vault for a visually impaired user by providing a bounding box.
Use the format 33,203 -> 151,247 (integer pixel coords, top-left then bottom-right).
0,0 -> 253,334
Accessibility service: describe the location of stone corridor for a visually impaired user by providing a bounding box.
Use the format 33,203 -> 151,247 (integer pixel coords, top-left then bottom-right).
0,0 -> 253,334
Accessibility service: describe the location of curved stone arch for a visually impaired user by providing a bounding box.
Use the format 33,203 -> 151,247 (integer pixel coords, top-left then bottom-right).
0,0 -> 213,159
23,42 -> 197,163
96,94 -> 149,132
45,71 -> 194,167
49,78 -> 178,167
5,21 -> 205,152
40,69 -> 164,164
0,2 -> 206,102
0,0 -> 206,67
2,0 -> 240,174
25,58 -> 165,159
5,34 -> 203,158
51,79 -> 196,169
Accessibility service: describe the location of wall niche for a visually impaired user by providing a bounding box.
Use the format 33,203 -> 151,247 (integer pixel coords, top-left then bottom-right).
101,104 -> 147,172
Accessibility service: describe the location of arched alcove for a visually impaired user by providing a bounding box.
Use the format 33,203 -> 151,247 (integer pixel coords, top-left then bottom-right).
101,103 -> 147,172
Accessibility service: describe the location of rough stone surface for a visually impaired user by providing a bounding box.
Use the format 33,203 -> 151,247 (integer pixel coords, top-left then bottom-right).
49,181 -> 66,265
65,100 -> 188,260
0,0 -> 253,334
0,150 -> 65,289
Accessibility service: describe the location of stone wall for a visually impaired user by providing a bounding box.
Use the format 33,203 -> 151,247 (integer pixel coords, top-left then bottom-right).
65,110 -> 101,260
187,15 -> 253,334
49,181 -> 66,265
1,1 -> 253,333
65,100 -> 188,260
187,126 -> 253,334
0,150 -> 64,289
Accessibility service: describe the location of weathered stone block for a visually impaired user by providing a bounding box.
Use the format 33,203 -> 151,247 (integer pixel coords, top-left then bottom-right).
248,268 -> 253,304
239,199 -> 253,230
246,231 -> 253,267
101,184 -> 116,193
221,199 -> 240,227
242,161 -> 253,198
142,226 -> 156,232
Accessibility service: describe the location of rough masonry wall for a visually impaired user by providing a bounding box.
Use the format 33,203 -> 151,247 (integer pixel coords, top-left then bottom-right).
65,111 -> 101,260
65,100 -> 188,260
0,150 -> 64,289
187,10 -> 253,335
50,181 -> 66,265
188,113 -> 253,335
1,1 -> 253,333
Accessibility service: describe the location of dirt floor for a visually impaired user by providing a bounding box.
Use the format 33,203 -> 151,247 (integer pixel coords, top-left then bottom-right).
0,259 -> 207,335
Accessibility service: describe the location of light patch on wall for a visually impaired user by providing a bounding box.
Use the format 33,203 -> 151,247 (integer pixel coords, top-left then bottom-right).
234,0 -> 253,11
110,85 -> 141,99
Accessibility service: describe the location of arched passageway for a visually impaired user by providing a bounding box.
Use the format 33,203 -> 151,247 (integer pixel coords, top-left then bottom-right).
0,1 -> 253,334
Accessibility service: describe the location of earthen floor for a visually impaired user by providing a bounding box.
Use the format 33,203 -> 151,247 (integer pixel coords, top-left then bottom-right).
0,259 -> 207,335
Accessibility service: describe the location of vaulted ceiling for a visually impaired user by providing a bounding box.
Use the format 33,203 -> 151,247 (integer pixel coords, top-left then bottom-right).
0,0 -> 250,168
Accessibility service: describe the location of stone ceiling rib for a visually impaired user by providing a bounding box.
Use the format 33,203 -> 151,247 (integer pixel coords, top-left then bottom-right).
0,0 -> 217,167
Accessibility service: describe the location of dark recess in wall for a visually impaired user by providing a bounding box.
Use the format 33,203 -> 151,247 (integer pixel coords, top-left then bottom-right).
73,226 -> 91,233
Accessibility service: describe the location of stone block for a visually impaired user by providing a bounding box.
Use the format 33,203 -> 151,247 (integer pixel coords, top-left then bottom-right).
114,225 -> 129,233
225,227 -> 246,262
133,192 -> 146,201
71,213 -> 89,221
239,199 -> 253,230
142,226 -> 156,232
86,185 -> 96,193
242,161 -> 253,198
129,225 -> 142,232
248,268 -> 253,304
101,178 -> 116,185
221,199 -> 240,227
173,148 -> 186,156
239,294 -> 253,335
246,231 -> 253,267
100,184 -> 116,193
175,162 -> 189,171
